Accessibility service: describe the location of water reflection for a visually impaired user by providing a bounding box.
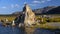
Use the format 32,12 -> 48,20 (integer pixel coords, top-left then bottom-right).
25,27 -> 35,34
0,26 -> 25,34
0,22 -> 60,34
34,28 -> 60,34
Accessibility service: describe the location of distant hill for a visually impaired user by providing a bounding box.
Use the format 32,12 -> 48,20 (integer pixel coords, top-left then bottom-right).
12,6 -> 60,15
44,6 -> 60,14
12,11 -> 22,15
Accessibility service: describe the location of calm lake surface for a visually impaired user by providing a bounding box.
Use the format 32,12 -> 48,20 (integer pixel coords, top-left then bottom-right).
0,22 -> 60,34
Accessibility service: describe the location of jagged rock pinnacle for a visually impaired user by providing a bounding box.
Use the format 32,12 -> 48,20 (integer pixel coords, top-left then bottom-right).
14,4 -> 35,27
23,4 -> 35,26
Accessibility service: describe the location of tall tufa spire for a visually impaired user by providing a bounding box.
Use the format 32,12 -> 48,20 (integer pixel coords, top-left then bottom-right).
23,4 -> 36,26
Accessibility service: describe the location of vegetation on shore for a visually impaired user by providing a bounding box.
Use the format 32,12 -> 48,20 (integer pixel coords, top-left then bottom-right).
33,23 -> 60,30
0,15 -> 16,22
0,15 -> 60,29
36,15 -> 60,23
33,16 -> 60,29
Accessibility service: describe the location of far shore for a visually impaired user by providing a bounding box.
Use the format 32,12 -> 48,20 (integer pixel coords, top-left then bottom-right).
33,22 -> 60,30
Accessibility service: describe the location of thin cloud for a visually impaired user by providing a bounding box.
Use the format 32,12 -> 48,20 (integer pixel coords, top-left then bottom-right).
47,0 -> 51,1
32,0 -> 51,4
2,6 -> 7,9
11,4 -> 20,8
11,4 -> 14,8
15,4 -> 20,7
41,1 -> 45,3
29,0 -> 51,6
29,4 -> 35,6
31,0 -> 44,6
33,0 -> 41,4
29,3 -> 38,6
24,2 -> 27,4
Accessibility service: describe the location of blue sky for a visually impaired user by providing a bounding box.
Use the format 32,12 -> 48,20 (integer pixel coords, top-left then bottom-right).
0,0 -> 60,14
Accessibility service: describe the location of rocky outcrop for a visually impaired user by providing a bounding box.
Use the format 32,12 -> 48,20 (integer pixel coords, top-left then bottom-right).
14,4 -> 36,27
23,4 -> 35,26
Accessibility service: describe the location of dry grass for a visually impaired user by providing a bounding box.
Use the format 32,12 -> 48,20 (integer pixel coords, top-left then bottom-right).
0,16 -> 16,22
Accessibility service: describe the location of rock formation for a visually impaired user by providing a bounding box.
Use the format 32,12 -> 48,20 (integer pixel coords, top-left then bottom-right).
12,20 -> 15,26
23,4 -> 35,26
14,4 -> 35,27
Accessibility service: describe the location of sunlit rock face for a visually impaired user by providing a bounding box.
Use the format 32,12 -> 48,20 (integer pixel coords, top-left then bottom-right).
23,4 -> 35,26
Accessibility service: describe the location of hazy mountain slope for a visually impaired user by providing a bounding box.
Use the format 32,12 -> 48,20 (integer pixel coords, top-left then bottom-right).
44,6 -> 60,14
12,6 -> 59,15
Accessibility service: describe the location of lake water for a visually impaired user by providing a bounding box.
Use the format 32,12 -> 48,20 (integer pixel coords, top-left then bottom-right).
0,22 -> 60,34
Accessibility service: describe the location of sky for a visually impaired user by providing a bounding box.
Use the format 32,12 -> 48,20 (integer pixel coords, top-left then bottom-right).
0,0 -> 60,14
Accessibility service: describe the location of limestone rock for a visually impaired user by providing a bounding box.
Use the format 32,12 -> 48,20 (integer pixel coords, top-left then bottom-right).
23,4 -> 35,26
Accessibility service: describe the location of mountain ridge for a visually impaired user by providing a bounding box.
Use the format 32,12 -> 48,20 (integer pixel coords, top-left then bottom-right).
12,6 -> 60,15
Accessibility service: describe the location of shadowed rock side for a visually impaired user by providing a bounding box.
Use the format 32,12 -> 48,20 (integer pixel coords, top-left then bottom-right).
14,14 -> 25,25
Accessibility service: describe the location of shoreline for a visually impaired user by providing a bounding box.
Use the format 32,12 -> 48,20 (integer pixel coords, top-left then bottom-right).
33,22 -> 60,30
